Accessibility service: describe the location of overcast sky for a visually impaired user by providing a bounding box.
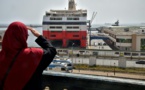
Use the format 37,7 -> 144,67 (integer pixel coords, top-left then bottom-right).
0,0 -> 145,25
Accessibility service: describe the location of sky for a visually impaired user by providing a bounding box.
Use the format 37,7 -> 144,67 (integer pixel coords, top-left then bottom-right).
0,0 -> 145,25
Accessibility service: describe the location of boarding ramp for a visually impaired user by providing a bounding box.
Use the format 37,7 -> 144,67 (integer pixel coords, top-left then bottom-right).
42,71 -> 145,90
90,35 -> 109,41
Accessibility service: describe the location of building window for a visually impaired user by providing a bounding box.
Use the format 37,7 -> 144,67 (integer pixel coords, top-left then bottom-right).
116,38 -> 132,43
141,39 -> 145,51
132,53 -> 138,56
115,52 -> 119,55
127,39 -> 132,43
124,52 -> 131,55
141,53 -> 145,56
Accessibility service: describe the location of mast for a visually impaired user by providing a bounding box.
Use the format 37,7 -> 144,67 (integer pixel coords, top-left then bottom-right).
68,0 -> 76,10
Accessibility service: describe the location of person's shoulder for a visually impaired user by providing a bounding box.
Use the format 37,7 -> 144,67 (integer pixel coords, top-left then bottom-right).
19,48 -> 43,60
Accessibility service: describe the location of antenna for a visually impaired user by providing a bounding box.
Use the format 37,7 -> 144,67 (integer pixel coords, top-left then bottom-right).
68,0 -> 76,10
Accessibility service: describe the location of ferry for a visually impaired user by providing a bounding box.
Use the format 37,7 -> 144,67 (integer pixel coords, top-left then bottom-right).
42,0 -> 87,48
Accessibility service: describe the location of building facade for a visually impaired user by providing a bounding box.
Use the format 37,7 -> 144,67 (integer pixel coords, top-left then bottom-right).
102,26 -> 145,51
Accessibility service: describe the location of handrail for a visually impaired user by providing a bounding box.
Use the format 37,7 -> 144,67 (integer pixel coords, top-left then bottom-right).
42,71 -> 145,90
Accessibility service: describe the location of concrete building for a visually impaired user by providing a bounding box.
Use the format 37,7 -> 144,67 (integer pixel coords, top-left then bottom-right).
102,26 -> 145,51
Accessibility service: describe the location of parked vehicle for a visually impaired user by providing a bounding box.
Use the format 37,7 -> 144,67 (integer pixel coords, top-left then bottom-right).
47,59 -> 73,72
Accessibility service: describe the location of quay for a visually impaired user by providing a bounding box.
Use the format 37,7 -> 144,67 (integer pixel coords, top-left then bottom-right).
72,69 -> 145,80
56,49 -> 145,68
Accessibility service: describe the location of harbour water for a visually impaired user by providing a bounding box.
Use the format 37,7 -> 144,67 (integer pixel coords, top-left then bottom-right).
1,23 -> 145,47
0,27 -> 43,47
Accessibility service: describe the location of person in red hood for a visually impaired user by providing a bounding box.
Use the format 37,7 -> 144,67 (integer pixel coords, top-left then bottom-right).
0,21 -> 57,90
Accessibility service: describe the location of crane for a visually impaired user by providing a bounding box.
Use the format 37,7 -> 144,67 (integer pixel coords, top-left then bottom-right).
88,12 -> 97,46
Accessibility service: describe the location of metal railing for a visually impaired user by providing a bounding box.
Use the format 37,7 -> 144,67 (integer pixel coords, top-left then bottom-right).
42,71 -> 145,90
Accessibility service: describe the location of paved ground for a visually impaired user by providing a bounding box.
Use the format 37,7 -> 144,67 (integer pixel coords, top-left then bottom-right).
72,69 -> 145,80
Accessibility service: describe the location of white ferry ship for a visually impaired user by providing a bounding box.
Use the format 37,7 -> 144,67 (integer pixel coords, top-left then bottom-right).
42,0 -> 87,48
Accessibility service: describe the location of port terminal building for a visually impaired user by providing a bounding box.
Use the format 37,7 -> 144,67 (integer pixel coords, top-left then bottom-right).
102,26 -> 145,51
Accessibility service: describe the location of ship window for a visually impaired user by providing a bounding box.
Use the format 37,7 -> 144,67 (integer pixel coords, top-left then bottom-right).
74,18 -> 79,20
67,18 -> 73,20
73,35 -> 79,37
67,26 -> 73,29
50,18 -> 62,20
74,31 -> 79,33
50,26 -> 62,29
50,26 -> 55,29
68,31 -> 79,33
51,31 -> 62,33
74,14 -> 81,16
73,26 -> 79,29
43,22 -> 87,25
67,18 -> 79,20
67,26 -> 79,29
82,13 -> 87,16
50,18 -> 54,20
56,26 -> 62,29
56,18 -> 62,20
51,35 -> 56,37
82,36 -> 86,39
53,14 -> 57,16
46,13 -> 51,16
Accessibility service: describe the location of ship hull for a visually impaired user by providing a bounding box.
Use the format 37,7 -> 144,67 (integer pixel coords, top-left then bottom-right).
43,30 -> 87,48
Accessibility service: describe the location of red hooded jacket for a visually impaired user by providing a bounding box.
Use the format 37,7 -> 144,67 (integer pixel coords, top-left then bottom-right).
0,22 -> 43,90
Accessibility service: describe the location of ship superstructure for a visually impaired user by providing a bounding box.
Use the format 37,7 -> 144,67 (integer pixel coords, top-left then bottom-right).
42,0 -> 87,48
